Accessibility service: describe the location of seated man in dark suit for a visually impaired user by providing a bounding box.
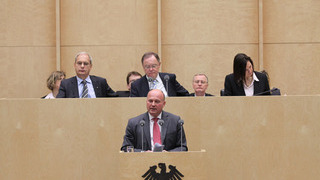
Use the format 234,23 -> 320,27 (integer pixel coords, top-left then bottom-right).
130,52 -> 189,97
121,89 -> 187,152
57,52 -> 116,98
189,73 -> 213,96
116,71 -> 142,97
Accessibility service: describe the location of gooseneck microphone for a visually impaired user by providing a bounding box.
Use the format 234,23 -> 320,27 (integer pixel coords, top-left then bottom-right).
178,119 -> 184,151
164,75 -> 170,95
254,87 -> 279,96
147,77 -> 154,90
158,119 -> 164,126
139,120 -> 145,152
147,77 -> 153,82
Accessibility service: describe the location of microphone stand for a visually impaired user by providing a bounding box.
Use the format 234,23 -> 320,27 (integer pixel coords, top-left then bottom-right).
164,75 -> 169,95
254,87 -> 279,96
139,120 -> 145,152
178,119 -> 184,151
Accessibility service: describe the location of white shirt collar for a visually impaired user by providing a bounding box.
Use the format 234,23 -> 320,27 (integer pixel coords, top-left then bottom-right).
243,72 -> 259,96
146,74 -> 160,82
253,72 -> 259,82
76,76 -> 92,85
148,112 -> 162,121
244,72 -> 259,88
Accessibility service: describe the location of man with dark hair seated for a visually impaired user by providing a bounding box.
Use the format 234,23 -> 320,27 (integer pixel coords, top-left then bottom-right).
116,71 -> 142,97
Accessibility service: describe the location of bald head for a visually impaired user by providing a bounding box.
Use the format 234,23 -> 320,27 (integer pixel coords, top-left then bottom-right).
146,89 -> 166,117
147,89 -> 165,101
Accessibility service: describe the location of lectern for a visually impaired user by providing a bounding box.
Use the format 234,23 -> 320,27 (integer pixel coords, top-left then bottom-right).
119,150 -> 207,179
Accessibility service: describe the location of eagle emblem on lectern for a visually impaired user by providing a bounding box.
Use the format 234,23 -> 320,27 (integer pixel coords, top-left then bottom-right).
142,163 -> 184,180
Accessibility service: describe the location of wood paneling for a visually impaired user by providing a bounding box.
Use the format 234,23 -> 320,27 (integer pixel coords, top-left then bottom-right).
60,0 -> 157,45
119,151 -> 208,179
0,0 -> 56,98
264,44 -> 320,95
1,96 -> 319,179
0,47 -> 56,98
264,0 -> 320,43
162,0 -> 259,44
0,0 -> 55,46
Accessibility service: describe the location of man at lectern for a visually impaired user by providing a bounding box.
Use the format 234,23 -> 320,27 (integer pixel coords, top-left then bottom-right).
56,52 -> 116,98
121,89 -> 187,152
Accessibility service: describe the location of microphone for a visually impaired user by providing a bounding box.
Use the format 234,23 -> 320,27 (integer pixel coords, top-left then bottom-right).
158,119 -> 164,126
254,87 -> 279,96
164,75 -> 170,95
139,120 -> 145,152
178,119 -> 184,126
158,119 -> 164,145
147,77 -> 153,82
147,77 -> 155,90
178,119 -> 184,151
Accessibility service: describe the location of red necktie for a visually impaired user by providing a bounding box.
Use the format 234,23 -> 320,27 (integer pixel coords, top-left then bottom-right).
152,118 -> 161,145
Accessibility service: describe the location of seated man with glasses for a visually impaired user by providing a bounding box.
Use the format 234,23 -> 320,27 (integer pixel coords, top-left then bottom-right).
57,52 -> 116,98
189,73 -> 213,97
130,52 -> 189,97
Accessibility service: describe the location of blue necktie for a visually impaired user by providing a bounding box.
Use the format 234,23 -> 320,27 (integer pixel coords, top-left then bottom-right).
81,80 -> 88,98
151,79 -> 157,90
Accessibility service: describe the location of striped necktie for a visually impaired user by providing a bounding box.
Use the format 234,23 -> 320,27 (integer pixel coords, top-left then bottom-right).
81,80 -> 88,98
151,79 -> 157,90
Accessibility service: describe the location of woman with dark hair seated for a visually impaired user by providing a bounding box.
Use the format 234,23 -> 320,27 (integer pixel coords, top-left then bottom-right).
224,53 -> 270,96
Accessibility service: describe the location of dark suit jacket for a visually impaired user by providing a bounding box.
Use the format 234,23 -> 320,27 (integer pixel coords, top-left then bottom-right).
56,75 -> 116,98
130,72 -> 189,97
189,93 -> 214,96
121,111 -> 188,152
116,91 -> 130,97
224,71 -> 270,96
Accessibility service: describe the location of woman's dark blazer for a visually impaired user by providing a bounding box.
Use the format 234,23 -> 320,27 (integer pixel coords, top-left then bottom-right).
224,71 -> 270,96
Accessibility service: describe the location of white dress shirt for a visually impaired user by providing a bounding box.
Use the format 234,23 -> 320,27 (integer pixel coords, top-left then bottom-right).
146,74 -> 168,97
243,72 -> 259,96
44,92 -> 55,99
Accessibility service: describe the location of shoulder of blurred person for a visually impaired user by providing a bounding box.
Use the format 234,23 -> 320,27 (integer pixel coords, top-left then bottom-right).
116,91 -> 130,97
224,73 -> 239,96
189,93 -> 214,96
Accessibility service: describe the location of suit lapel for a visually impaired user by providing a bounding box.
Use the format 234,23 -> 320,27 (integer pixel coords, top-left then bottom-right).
141,76 -> 150,96
238,83 -> 246,96
160,111 -> 169,145
142,113 -> 151,150
159,73 -> 166,92
253,80 -> 259,95
159,73 -> 171,96
72,77 -> 79,98
90,76 -> 99,97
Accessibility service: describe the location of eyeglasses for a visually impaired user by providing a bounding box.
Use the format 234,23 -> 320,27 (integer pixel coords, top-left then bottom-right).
144,64 -> 159,69
76,61 -> 90,66
193,80 -> 207,84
